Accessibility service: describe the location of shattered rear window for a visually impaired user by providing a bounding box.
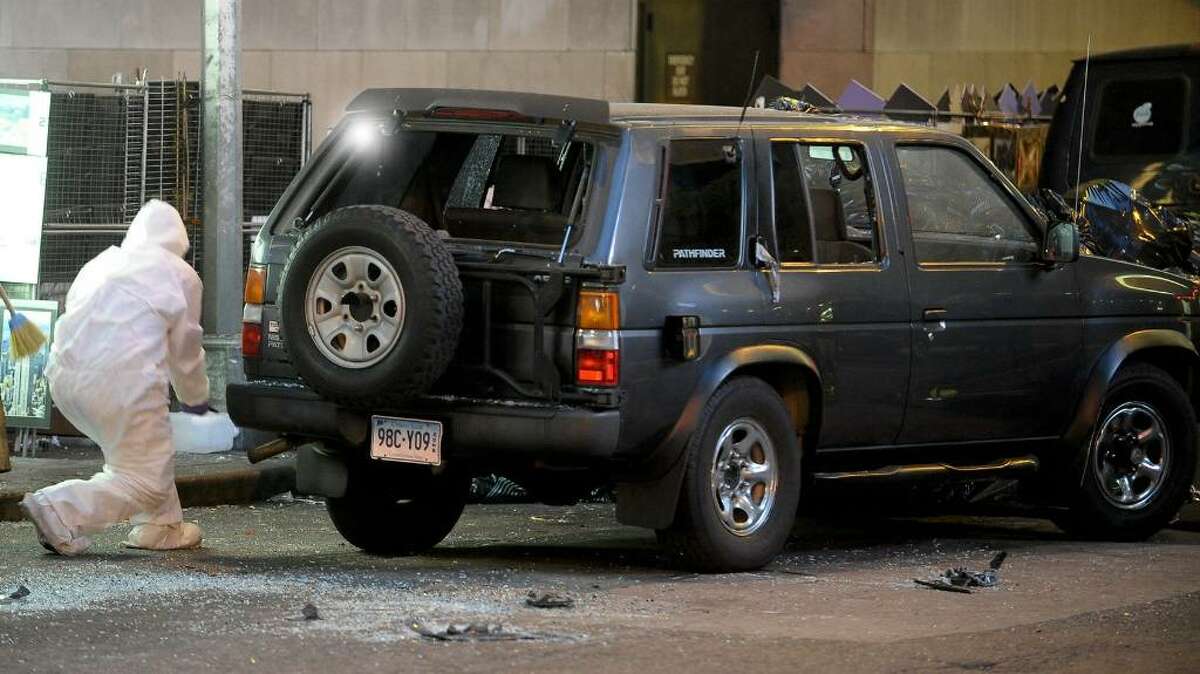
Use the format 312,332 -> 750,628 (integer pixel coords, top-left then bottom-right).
310,125 -> 596,247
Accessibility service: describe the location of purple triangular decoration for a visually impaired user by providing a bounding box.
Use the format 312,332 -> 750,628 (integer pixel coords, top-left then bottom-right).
837,80 -> 885,112
996,84 -> 1020,115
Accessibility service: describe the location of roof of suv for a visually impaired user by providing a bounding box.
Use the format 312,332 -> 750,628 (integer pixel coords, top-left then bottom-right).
346,88 -> 923,133
609,102 -> 876,126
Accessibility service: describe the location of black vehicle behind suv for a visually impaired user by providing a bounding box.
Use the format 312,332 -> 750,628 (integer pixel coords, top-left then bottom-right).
1042,43 -> 1200,220
230,89 -> 1200,571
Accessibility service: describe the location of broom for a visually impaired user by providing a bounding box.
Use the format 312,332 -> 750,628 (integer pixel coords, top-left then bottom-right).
0,285 -> 46,359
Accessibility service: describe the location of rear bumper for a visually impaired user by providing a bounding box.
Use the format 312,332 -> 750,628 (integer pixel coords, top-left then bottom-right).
226,381 -> 621,462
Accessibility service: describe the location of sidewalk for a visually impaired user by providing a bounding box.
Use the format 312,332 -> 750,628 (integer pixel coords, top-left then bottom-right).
0,451 -> 295,522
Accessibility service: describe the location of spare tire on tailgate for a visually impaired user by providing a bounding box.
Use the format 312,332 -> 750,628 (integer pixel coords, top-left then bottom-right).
278,205 -> 463,407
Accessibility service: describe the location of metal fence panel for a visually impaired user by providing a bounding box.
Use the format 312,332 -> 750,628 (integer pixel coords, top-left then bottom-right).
25,79 -> 309,301
43,89 -> 130,226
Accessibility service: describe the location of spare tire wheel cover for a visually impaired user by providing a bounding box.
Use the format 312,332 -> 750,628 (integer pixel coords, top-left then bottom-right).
304,245 -> 406,369
278,205 -> 463,405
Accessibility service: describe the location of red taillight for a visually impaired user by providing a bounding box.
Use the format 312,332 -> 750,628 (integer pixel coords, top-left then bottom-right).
242,322 -> 263,357
576,348 -> 618,387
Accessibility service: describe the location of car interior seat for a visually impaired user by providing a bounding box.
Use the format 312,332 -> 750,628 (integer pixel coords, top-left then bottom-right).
443,154 -> 568,244
809,187 -> 874,264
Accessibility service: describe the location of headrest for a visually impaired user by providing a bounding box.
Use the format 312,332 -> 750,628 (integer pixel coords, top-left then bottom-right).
491,154 -> 560,211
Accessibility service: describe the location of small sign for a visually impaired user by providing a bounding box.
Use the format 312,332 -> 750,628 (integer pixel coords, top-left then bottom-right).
666,53 -> 695,101
0,154 -> 47,284
0,88 -> 50,156
0,87 -> 50,285
1,299 -> 57,430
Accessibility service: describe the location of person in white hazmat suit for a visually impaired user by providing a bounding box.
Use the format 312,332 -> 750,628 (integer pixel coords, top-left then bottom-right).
19,200 -> 209,555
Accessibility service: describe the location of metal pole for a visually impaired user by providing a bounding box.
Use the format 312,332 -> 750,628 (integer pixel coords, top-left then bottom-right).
139,85 -> 149,207
201,0 -> 244,412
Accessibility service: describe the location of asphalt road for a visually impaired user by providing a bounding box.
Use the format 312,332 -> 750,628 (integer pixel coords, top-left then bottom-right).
1,499 -> 1198,673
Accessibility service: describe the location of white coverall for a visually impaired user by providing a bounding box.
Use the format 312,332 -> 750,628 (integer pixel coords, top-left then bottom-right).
27,200 -> 210,553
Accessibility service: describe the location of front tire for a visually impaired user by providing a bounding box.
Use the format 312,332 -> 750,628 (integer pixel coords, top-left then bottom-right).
327,461 -> 469,555
659,377 -> 802,571
1056,363 -> 1197,540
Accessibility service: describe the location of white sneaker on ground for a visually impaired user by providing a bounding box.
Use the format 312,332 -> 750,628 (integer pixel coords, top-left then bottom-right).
123,522 -> 203,550
18,493 -> 91,556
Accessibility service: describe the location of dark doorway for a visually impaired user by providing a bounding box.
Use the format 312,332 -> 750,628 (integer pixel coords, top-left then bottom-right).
637,0 -> 780,105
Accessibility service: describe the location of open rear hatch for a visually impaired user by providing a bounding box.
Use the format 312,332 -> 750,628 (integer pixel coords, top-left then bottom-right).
243,90 -> 624,408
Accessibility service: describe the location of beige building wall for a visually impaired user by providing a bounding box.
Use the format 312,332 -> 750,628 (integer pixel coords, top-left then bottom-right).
782,0 -> 1200,103
780,0 -> 874,101
0,0 -> 637,136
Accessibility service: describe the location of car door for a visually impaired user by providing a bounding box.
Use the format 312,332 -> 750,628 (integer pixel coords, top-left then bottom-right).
888,139 -> 1082,444
752,130 -> 910,447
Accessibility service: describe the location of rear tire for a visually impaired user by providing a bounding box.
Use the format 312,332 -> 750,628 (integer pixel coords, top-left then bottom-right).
658,377 -> 802,572
326,461 -> 469,556
1056,363 -> 1197,540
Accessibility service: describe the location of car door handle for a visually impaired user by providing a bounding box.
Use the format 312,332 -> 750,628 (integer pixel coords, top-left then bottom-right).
923,308 -> 947,321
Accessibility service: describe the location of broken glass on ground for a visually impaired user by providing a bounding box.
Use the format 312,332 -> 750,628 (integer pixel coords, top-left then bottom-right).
1,585 -> 31,604
410,622 -> 541,642
914,551 -> 1007,594
525,591 -> 574,609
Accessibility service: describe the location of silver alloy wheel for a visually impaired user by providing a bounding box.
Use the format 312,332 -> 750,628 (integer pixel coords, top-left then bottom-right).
710,417 -> 779,536
304,245 -> 406,369
1090,401 -> 1171,510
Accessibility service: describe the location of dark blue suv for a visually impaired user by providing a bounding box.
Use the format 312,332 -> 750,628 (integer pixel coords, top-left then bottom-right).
229,89 -> 1200,571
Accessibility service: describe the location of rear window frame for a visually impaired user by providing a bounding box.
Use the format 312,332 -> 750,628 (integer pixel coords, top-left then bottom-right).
269,115 -> 618,256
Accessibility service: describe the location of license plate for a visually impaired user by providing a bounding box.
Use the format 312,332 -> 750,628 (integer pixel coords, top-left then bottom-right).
370,415 -> 443,465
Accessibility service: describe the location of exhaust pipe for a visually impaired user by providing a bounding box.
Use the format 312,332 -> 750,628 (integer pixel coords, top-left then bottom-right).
248,437 -> 293,464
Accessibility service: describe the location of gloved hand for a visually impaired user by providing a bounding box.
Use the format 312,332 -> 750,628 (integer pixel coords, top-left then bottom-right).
180,401 -> 210,415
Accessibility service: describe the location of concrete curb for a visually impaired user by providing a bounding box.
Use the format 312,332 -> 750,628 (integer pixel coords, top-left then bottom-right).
0,463 -> 296,523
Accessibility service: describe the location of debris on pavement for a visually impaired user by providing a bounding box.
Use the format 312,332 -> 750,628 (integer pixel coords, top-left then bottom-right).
525,591 -> 574,609
772,568 -> 818,578
913,578 -> 973,594
915,551 -> 1008,594
1,585 -> 31,603
410,621 -> 539,642
267,492 -> 325,506
944,551 -> 1006,588
295,597 -> 319,618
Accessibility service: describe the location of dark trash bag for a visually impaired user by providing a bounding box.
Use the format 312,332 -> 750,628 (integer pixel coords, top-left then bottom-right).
1070,180 -> 1198,275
